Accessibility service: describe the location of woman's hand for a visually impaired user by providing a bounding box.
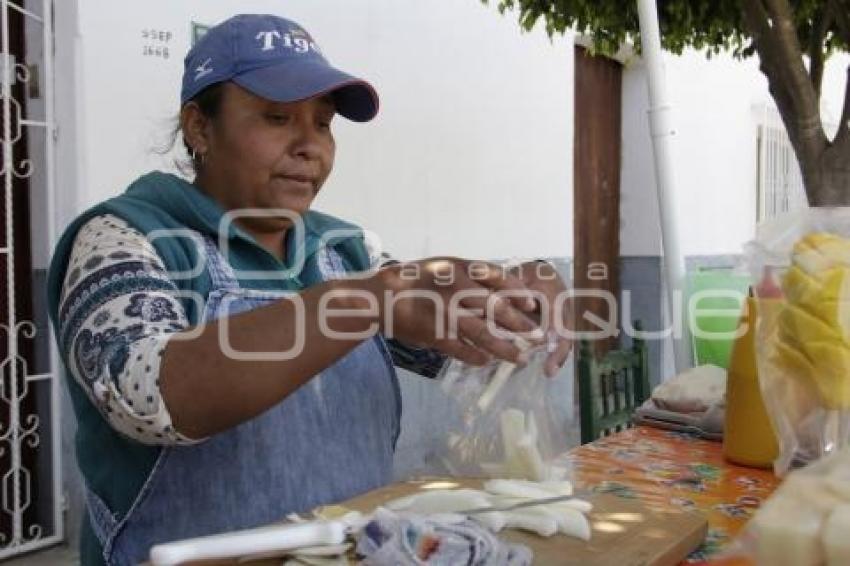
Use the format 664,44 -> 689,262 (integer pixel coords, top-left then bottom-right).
513,260 -> 573,377
369,257 -> 545,366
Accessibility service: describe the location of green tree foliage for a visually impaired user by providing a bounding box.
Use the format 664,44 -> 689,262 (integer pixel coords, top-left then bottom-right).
486,0 -> 850,205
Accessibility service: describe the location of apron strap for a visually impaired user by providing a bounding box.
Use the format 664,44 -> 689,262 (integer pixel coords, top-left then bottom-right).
193,233 -> 241,291
197,231 -> 347,290
316,246 -> 348,280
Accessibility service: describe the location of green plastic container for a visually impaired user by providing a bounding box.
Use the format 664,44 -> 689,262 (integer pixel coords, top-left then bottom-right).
687,269 -> 751,369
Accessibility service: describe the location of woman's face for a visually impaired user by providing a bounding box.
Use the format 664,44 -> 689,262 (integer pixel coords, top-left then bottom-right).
194,82 -> 336,234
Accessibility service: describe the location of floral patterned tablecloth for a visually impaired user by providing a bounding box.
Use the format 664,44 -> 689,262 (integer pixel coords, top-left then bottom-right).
569,426 -> 780,564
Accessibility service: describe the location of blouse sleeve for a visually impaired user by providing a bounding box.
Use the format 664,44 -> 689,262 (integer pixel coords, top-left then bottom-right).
57,214 -> 203,445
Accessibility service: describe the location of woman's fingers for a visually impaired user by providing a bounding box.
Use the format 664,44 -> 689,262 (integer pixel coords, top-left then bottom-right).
451,261 -> 545,343
463,262 -> 537,312
434,338 -> 491,367
454,313 -> 528,364
543,297 -> 574,377
545,335 -> 573,377
457,290 -> 542,340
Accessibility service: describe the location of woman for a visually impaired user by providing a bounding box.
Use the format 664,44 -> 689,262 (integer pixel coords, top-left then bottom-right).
47,13 -> 572,566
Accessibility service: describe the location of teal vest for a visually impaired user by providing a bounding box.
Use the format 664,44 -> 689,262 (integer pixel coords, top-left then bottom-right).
46,172 -> 374,560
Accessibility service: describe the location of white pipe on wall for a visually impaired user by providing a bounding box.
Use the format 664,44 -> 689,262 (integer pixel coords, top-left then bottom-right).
636,0 -> 692,373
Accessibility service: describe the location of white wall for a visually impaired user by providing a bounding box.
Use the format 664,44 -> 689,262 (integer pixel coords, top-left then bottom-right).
620,49 -> 850,257
60,1 -> 850,262
66,0 -> 574,261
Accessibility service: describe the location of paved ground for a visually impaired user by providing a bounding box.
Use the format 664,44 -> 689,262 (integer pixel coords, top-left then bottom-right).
6,543 -> 78,565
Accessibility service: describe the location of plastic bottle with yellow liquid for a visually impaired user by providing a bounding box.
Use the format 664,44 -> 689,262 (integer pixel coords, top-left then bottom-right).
723,296 -> 780,468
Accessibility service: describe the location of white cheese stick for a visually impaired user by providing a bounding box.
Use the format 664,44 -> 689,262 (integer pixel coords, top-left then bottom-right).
502,509 -> 558,537
477,336 -> 533,412
550,506 -> 591,541
483,479 -> 564,500
385,489 -> 490,515
524,505 -> 591,541
516,434 -> 548,481
549,498 -> 593,514
500,409 -> 526,477
478,361 -> 516,412
538,481 -> 574,497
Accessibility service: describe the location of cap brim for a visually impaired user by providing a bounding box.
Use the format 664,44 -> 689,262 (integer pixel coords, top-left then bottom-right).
232,61 -> 379,122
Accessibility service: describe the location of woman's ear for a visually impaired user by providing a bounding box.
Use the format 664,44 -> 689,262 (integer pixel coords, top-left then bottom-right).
180,102 -> 210,156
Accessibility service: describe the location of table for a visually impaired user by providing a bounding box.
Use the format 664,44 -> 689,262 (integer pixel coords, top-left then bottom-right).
569,426 -> 780,564
174,426 -> 780,565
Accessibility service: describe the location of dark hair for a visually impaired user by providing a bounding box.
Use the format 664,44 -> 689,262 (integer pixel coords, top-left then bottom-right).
161,82 -> 226,175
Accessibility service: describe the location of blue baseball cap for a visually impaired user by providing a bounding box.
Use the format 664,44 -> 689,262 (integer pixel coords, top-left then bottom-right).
181,14 -> 379,122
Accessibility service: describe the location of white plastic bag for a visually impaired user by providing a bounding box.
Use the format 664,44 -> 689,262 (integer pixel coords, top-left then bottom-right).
745,207 -> 850,475
436,343 -> 573,481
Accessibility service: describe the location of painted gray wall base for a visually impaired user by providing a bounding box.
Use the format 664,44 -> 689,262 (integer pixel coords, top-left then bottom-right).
29,270 -> 84,548
621,254 -> 748,387
685,255 -> 745,272
60,386 -> 84,550
619,256 -> 664,387
32,268 -> 85,549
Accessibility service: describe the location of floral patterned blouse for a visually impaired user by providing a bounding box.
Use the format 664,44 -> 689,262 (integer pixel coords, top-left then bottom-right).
58,214 -> 446,446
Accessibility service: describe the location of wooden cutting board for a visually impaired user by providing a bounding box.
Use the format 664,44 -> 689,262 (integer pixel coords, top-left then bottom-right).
342,478 -> 708,566
173,478 -> 707,566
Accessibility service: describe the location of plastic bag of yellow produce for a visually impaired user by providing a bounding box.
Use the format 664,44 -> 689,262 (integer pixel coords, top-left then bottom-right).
746,208 -> 850,475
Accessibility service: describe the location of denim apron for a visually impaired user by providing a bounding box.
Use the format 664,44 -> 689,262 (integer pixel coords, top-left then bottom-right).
84,233 -> 401,565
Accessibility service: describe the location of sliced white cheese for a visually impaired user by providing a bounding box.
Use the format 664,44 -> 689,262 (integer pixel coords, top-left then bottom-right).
526,412 -> 539,443
549,498 -> 593,514
823,504 -> 850,566
516,434 -> 548,481
483,479 -> 563,500
783,475 -> 846,513
385,489 -> 490,515
751,496 -> 825,566
538,480 -> 574,497
500,409 -> 526,478
479,361 -> 516,412
824,470 -> 850,503
535,505 -> 591,541
502,509 -> 559,537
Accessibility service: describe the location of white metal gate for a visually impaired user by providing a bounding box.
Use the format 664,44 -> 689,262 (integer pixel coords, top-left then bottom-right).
0,0 -> 61,558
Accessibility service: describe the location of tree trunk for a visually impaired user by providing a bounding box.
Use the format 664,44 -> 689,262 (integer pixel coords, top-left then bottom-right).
800,64 -> 850,206
740,0 -> 850,206
810,136 -> 850,206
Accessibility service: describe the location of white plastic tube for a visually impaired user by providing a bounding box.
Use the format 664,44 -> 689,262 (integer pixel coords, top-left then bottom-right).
636,0 -> 692,373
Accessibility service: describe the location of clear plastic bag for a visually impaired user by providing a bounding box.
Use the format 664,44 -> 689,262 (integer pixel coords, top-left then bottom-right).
745,207 -> 850,475
435,343 -> 573,481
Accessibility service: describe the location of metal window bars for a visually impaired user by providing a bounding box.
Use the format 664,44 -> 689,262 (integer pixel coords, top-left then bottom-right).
756,105 -> 811,222
0,0 -> 62,558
